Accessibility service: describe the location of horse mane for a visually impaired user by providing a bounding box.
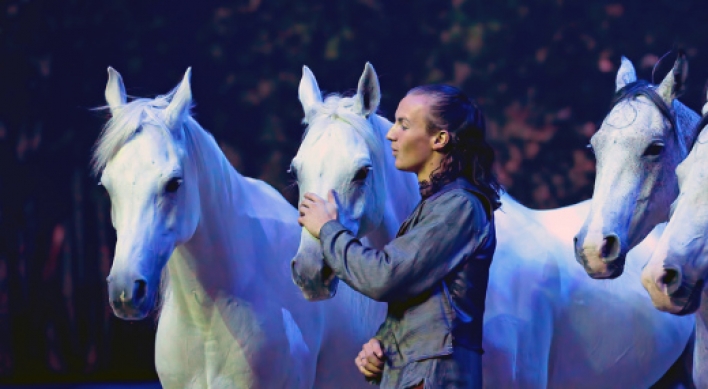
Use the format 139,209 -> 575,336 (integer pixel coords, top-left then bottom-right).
91,87 -> 188,176
302,94 -> 386,175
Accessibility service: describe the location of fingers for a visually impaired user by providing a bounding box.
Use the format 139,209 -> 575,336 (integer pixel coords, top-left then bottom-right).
364,355 -> 383,374
298,194 -> 314,217
361,341 -> 385,374
363,341 -> 383,359
369,338 -> 383,358
354,354 -> 382,378
303,192 -> 324,203
357,364 -> 378,378
354,351 -> 370,376
297,204 -> 307,222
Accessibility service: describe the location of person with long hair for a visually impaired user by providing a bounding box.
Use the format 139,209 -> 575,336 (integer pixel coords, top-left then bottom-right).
298,84 -> 501,389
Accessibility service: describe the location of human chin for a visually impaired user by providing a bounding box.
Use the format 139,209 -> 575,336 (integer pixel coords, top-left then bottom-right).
394,159 -> 412,172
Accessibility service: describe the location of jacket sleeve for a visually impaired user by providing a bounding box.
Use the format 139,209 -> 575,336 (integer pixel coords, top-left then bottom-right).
319,190 -> 491,302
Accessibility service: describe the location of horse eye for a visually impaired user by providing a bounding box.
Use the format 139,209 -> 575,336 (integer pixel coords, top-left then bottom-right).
97,180 -> 110,197
585,144 -> 594,155
165,177 -> 183,193
353,166 -> 371,182
643,142 -> 664,157
287,166 -> 298,180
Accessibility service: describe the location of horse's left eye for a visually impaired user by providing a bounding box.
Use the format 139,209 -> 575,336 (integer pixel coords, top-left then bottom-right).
165,177 -> 183,193
643,142 -> 664,157
288,165 -> 298,180
353,167 -> 371,182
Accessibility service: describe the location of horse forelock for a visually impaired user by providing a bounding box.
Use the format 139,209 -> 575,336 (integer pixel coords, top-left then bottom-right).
302,94 -> 386,177
92,87 -> 193,176
609,80 -> 688,157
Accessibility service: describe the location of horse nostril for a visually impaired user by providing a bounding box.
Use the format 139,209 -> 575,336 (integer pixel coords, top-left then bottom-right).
133,279 -> 147,301
600,234 -> 620,261
659,268 -> 681,295
291,260 -> 299,276
321,265 -> 333,283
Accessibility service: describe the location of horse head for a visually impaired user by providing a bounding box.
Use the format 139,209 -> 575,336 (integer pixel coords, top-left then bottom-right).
574,53 -> 699,279
95,68 -> 201,319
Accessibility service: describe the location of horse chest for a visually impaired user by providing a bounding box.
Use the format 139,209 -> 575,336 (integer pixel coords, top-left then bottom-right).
155,296 -> 294,388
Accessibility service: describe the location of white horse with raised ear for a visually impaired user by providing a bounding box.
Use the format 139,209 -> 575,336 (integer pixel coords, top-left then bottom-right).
291,63 -> 695,388
642,93 -> 708,387
574,53 -> 701,279
96,67 -> 373,388
289,63 -> 419,376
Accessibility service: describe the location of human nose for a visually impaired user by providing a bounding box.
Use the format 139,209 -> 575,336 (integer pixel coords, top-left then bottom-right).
386,123 -> 396,141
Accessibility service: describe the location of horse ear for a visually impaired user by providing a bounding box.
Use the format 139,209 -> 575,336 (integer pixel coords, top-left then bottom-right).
105,67 -> 127,115
615,56 -> 637,92
164,68 -> 193,130
355,62 -> 381,117
656,51 -> 688,104
702,87 -> 708,116
299,65 -> 322,115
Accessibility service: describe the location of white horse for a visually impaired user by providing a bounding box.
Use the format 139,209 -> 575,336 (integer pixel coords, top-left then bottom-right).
95,67 -> 373,388
572,54 -> 699,386
290,63 -> 695,388
574,53 -> 701,279
289,64 -> 419,380
642,93 -> 708,387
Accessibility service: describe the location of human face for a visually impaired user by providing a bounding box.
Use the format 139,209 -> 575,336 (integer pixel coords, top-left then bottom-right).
386,94 -> 439,180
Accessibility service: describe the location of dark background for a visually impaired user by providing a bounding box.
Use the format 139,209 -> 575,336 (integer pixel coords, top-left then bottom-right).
1,0 -> 707,385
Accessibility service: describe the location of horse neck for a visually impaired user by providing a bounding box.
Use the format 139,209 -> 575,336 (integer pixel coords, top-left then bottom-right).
695,292 -> 708,386
169,118 -> 291,301
498,191 -> 535,216
674,100 -> 701,157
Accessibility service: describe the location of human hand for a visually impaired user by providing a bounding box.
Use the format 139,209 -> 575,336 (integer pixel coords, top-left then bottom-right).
298,190 -> 339,239
355,338 -> 385,380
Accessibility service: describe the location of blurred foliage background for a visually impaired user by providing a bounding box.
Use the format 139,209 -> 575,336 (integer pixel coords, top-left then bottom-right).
0,0 -> 707,384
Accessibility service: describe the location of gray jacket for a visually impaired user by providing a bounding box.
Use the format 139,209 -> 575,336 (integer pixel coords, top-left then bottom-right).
319,179 -> 496,386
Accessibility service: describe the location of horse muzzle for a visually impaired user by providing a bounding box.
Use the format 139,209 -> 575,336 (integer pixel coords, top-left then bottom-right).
291,257 -> 339,301
107,276 -> 155,320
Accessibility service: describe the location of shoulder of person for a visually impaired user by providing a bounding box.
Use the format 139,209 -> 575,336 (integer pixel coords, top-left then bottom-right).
428,188 -> 485,211
429,187 -> 494,221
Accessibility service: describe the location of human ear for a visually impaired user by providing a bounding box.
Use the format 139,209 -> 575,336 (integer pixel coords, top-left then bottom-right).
432,130 -> 449,151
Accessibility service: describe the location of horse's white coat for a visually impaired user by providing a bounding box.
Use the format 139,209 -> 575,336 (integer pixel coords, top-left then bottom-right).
642,94 -> 708,387
97,68 -> 375,388
291,63 -> 695,388
575,55 -> 700,278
